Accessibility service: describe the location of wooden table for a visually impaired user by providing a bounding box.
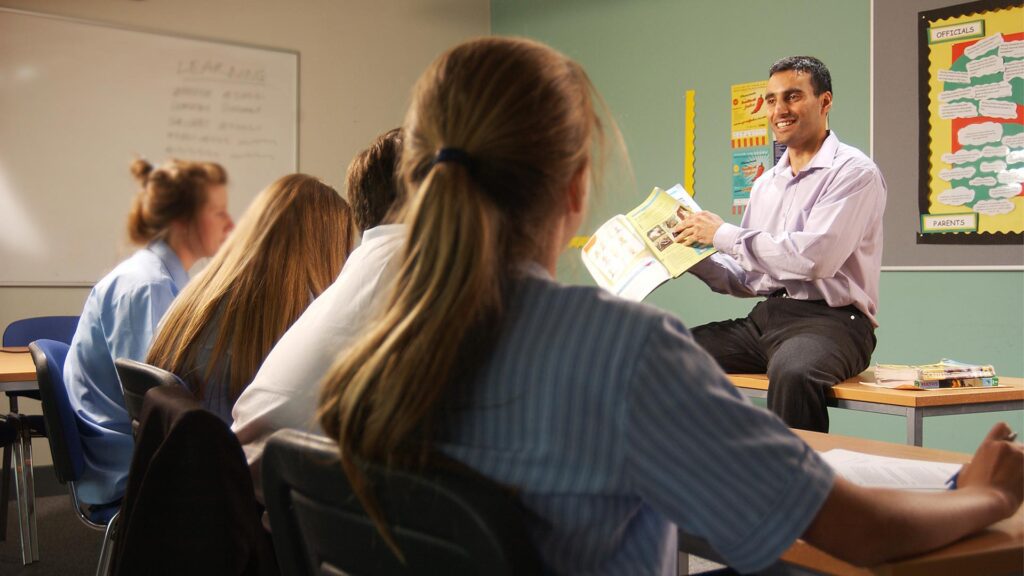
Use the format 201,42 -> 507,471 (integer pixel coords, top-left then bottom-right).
679,430 -> 1023,576
729,371 -> 1024,446
0,349 -> 37,393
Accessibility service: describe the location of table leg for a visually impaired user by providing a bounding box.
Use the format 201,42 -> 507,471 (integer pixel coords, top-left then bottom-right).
906,408 -> 923,446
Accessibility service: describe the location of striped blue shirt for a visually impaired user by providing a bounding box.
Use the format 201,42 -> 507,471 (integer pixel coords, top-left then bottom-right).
438,263 -> 834,575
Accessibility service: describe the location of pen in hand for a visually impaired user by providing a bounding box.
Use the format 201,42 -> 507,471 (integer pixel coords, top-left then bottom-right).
946,430 -> 1017,489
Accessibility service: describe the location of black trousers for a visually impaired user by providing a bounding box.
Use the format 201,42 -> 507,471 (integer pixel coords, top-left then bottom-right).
692,297 -> 876,432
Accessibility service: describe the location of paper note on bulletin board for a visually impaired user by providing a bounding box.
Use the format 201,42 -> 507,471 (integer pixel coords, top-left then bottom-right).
919,0 -> 1023,244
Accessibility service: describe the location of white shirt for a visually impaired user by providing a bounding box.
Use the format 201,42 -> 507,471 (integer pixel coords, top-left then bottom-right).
230,224 -> 405,497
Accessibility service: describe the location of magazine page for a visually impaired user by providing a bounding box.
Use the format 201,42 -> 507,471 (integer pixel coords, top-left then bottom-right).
581,214 -> 671,301
625,187 -> 716,276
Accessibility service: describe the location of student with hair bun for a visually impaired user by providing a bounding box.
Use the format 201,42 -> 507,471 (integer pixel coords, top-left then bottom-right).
65,157 -> 233,508
147,173 -> 354,424
317,37 -> 1023,575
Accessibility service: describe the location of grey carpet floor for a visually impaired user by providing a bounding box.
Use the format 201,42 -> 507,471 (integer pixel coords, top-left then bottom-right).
0,492 -> 102,576
0,493 -> 726,576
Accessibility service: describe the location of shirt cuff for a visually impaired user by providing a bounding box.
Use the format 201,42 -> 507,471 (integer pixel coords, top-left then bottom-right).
713,222 -> 742,253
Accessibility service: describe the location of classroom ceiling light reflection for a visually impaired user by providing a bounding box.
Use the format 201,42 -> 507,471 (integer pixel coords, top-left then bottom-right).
0,162 -> 46,258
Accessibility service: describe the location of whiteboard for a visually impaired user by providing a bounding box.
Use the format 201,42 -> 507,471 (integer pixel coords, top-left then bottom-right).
0,9 -> 298,285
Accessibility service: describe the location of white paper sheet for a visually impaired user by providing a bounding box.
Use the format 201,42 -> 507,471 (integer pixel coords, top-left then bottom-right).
821,449 -> 961,491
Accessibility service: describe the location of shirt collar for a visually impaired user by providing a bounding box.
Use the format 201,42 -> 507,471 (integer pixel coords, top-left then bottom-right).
360,223 -> 405,244
774,130 -> 839,176
148,239 -> 189,290
519,260 -> 554,281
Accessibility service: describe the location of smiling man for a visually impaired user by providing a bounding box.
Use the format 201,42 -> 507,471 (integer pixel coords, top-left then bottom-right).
674,56 -> 887,432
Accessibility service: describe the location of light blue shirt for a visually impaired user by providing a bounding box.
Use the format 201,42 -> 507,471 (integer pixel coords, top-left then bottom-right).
65,240 -> 189,506
693,131 -> 886,325
438,263 -> 834,575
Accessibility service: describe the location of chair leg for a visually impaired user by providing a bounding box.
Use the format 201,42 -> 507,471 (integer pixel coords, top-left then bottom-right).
0,442 -> 10,542
22,433 -> 38,562
95,512 -> 118,576
13,424 -> 34,565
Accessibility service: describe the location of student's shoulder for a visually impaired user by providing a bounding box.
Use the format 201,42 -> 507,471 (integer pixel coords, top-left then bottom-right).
523,274 -> 684,334
96,250 -> 174,303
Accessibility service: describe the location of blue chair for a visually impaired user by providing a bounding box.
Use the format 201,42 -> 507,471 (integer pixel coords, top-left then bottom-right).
29,339 -> 118,576
0,316 -> 76,559
3,316 -> 79,348
3,315 -> 80,407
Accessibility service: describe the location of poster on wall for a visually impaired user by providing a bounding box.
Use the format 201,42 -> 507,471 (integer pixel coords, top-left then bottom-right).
731,147 -> 771,213
918,0 -> 1023,245
730,80 -> 770,214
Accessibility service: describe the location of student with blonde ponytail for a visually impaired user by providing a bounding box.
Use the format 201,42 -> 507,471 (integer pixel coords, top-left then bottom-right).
66,158 -> 233,508
147,174 -> 354,424
317,37 -> 1023,576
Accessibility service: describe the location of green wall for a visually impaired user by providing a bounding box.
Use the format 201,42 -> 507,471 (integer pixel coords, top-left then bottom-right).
492,0 -> 1023,453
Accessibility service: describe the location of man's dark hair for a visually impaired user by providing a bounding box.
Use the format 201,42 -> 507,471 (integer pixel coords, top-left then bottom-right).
345,128 -> 404,232
769,56 -> 832,96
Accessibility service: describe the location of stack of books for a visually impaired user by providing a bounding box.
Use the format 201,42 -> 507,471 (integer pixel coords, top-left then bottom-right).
873,359 -> 999,390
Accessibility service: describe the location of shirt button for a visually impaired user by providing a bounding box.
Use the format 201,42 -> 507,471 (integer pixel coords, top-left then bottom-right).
850,315 -> 856,320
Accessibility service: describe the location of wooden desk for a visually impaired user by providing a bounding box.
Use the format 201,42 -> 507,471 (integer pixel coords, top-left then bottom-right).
729,372 -> 1024,446
679,431 -> 1023,576
0,349 -> 37,393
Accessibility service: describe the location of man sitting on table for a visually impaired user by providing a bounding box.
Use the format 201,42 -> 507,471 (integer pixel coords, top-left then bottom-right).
675,56 -> 885,432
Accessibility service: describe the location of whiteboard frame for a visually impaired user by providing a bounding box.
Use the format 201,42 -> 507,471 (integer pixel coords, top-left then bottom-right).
0,7 -> 301,286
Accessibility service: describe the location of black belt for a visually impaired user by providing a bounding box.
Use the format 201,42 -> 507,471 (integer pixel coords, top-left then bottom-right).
767,288 -> 788,298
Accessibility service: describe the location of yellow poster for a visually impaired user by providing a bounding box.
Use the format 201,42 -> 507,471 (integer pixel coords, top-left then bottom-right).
922,2 -> 1023,240
730,80 -> 769,148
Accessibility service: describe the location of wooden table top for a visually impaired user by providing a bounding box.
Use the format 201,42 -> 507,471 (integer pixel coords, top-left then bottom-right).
789,430 -> 1023,576
729,370 -> 1024,408
0,349 -> 35,382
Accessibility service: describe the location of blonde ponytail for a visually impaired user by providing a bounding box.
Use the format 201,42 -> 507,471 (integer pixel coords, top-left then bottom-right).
318,36 -> 609,560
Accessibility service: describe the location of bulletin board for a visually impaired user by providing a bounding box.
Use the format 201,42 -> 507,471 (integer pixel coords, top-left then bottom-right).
917,0 -> 1023,245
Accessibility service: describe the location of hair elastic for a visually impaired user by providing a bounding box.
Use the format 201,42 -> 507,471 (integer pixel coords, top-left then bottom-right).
432,147 -> 475,171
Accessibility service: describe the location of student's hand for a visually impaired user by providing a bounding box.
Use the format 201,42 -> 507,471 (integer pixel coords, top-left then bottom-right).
672,210 -> 723,247
957,422 -> 1024,515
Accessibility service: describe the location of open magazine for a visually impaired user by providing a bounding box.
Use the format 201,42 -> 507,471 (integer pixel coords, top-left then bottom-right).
581,184 -> 716,301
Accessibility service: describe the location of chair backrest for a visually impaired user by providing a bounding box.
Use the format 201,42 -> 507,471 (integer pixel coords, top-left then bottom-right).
4,316 -> 80,346
110,384 -> 274,575
28,339 -> 84,484
261,429 -> 541,576
113,358 -> 183,431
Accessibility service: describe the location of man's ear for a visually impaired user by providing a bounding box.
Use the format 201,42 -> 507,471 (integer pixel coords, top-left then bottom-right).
820,91 -> 833,116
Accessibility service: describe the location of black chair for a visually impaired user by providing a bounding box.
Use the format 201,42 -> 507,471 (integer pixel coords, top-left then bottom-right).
261,429 -> 541,576
30,339 -> 119,576
110,384 -> 276,576
113,358 -> 183,436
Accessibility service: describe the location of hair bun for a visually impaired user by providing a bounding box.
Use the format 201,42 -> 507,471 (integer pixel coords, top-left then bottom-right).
130,158 -> 154,185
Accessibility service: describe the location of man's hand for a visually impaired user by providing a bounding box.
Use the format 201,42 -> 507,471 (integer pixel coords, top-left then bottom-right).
673,210 -> 723,247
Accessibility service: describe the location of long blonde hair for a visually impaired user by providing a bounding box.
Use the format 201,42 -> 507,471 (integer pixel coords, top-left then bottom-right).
318,37 -> 607,556
148,173 -> 354,403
